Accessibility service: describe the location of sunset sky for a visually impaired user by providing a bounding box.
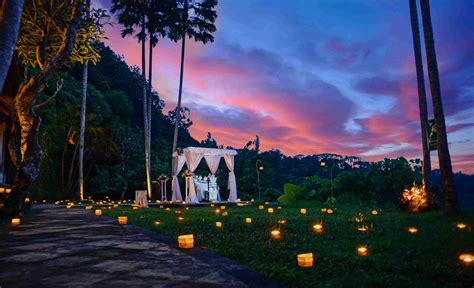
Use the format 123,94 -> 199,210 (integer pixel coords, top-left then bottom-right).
98,0 -> 474,173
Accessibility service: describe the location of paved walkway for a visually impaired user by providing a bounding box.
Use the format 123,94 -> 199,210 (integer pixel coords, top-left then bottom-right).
0,205 -> 282,287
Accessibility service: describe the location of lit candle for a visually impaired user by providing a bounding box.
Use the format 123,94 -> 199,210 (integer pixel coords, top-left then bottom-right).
459,253 -> 473,264
297,253 -> 314,267
271,230 -> 281,239
11,218 -> 20,226
222,211 -> 228,217
95,209 -> 102,216
300,208 -> 307,215
178,217 -> 184,221
215,221 -> 222,228
456,223 -> 467,230
185,207 -> 190,210
154,221 -> 161,225
258,205 -> 264,210
265,201 -> 269,205
371,210 -> 379,215
357,226 -> 368,232
327,209 -> 333,214
25,198 -> 30,203
215,209 -> 221,214
245,218 -> 252,224
178,234 -> 194,249
165,208 -> 170,212
277,219 -> 287,224
268,208 -> 274,214
321,208 -> 327,213
175,210 -> 182,214
357,245 -> 368,256
118,216 -> 127,225
313,224 -> 323,233
220,206 -> 226,210
407,227 -> 418,234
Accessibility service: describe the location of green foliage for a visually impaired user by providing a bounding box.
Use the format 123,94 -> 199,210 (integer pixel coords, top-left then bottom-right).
104,204 -> 474,287
17,0 -> 110,69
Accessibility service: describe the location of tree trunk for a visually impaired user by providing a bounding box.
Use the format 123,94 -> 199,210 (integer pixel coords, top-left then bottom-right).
172,0 -> 188,155
147,34 -> 153,198
2,0 -> 83,216
409,0 -> 431,188
419,0 -> 458,213
141,14 -> 151,198
0,0 -> 24,91
78,60 -> 88,201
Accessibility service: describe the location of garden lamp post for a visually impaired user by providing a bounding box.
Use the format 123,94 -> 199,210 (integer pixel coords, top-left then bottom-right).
256,159 -> 264,201
320,161 -> 336,209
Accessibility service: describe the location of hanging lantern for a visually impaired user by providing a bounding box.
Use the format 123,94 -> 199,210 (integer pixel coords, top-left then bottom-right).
270,230 -> 281,239
268,208 -> 274,214
297,253 -> 314,267
312,223 -> 323,233
118,216 -> 127,225
178,234 -> 194,249
215,222 -> 222,228
245,218 -> 252,224
11,218 -> 20,226
300,208 -> 307,215
95,209 -> 102,216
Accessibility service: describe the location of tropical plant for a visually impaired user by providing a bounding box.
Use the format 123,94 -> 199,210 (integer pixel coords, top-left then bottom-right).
419,0 -> 458,213
171,0 -> 217,153
409,0 -> 431,188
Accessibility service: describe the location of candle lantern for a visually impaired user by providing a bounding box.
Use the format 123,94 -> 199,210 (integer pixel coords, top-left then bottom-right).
222,211 -> 228,217
165,208 -> 171,212
456,223 -> 467,230
215,209 -> 221,214
300,208 -> 307,215
11,218 -> 20,226
459,253 -> 473,264
118,216 -> 127,225
220,206 -> 226,210
270,229 -> 281,239
321,208 -> 327,213
313,224 -> 323,233
178,217 -> 184,221
371,210 -> 379,215
297,253 -> 314,267
155,221 -> 161,225
357,245 -> 368,256
357,225 -> 368,232
95,209 -> 102,216
407,227 -> 418,234
327,209 -> 333,214
215,221 -> 222,228
268,208 -> 274,214
178,234 -> 194,249
245,218 -> 252,224
258,205 -> 264,210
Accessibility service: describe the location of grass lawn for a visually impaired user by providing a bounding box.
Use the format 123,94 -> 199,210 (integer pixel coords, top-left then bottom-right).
104,202 -> 473,287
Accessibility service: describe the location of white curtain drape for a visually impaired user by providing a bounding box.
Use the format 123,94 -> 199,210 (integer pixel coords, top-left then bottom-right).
223,154 -> 237,202
171,155 -> 186,201
204,155 -> 221,174
185,152 -> 203,203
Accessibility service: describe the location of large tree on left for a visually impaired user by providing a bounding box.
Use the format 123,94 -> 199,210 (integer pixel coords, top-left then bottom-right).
1,0 -> 102,216
0,0 -> 24,91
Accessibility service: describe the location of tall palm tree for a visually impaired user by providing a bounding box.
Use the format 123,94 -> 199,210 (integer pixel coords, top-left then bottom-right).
419,0 -> 458,213
408,0 -> 431,188
78,0 -> 91,201
112,0 -> 152,198
171,0 -> 217,153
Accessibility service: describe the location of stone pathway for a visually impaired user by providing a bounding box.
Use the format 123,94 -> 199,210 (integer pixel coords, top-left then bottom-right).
0,205 -> 282,287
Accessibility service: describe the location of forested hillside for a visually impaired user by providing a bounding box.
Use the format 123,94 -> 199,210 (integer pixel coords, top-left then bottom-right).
12,45 -> 199,200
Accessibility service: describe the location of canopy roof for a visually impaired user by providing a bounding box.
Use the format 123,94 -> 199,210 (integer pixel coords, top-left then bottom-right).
172,147 -> 237,157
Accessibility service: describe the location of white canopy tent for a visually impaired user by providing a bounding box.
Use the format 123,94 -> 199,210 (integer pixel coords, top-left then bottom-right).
171,147 -> 238,203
